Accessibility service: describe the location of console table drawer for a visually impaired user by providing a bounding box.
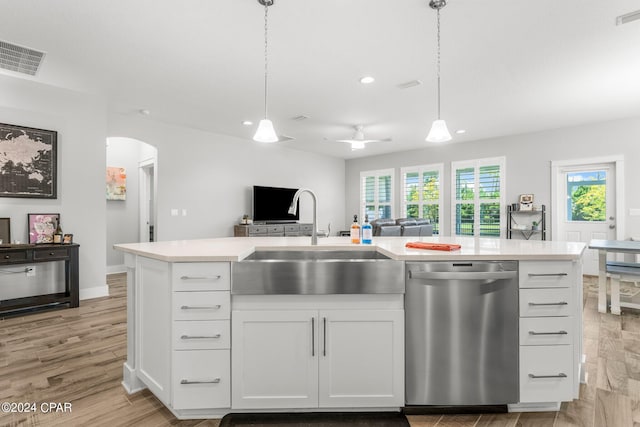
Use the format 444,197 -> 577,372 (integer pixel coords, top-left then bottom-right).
1,251 -> 29,263
33,247 -> 69,261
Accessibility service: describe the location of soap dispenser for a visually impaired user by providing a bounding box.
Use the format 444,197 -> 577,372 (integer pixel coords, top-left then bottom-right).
361,215 -> 372,244
350,214 -> 361,244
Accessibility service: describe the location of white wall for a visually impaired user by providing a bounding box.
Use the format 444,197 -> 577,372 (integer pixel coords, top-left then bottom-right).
345,116 -> 640,239
108,113 -> 346,242
0,74 -> 107,299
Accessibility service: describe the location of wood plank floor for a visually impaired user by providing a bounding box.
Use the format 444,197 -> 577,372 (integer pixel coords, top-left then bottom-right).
0,274 -> 638,426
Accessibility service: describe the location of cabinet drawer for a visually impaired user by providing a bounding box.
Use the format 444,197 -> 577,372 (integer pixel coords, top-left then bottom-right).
284,224 -> 300,233
0,250 -> 29,263
520,288 -> 572,317
33,247 -> 69,261
172,350 -> 230,409
173,320 -> 230,350
267,225 -> 284,234
520,317 -> 573,345
173,292 -> 230,320
519,261 -> 575,288
172,262 -> 230,291
300,224 -> 313,233
520,345 -> 573,403
249,225 -> 268,235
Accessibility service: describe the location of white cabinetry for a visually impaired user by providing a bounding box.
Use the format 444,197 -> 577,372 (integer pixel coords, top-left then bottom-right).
231,299 -> 404,410
136,257 -> 171,404
171,262 -> 231,411
135,259 -> 232,417
517,260 -> 582,405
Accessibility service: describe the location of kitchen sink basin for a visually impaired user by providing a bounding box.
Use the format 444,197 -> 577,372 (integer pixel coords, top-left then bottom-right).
232,249 -> 404,295
243,249 -> 390,261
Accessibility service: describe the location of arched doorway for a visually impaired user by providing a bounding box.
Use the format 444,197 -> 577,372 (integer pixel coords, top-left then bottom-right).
106,137 -> 158,273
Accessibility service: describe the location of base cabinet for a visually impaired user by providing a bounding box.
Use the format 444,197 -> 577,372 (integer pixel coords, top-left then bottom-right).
231,308 -> 404,409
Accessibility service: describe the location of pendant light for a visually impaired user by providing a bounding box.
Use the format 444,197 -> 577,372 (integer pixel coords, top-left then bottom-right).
253,0 -> 278,143
426,0 -> 452,143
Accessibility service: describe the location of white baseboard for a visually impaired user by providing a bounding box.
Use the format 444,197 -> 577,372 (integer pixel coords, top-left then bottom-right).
80,285 -> 109,301
107,264 -> 127,274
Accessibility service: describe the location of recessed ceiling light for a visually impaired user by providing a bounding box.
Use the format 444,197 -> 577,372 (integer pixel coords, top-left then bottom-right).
455,129 -> 466,134
359,76 -> 375,84
242,120 -> 253,126
139,109 -> 150,116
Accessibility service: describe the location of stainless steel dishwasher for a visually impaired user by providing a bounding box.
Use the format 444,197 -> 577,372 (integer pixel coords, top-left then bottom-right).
405,261 -> 519,406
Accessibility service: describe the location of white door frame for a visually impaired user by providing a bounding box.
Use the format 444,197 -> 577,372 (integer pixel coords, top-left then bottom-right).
551,155 -> 625,242
139,157 -> 157,243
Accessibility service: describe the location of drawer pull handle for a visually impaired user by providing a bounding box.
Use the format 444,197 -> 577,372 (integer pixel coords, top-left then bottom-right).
528,373 -> 567,379
528,330 -> 568,336
180,305 -> 222,310
180,275 -> 221,280
4,255 -> 9,259
528,273 -> 568,277
180,378 -> 221,385
49,252 -> 55,256
180,334 -> 221,340
528,301 -> 568,306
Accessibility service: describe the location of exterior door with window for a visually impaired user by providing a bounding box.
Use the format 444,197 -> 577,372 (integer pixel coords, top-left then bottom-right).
554,162 -> 617,275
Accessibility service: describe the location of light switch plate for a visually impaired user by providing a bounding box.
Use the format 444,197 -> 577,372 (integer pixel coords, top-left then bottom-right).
171,209 -> 179,216
630,209 -> 640,216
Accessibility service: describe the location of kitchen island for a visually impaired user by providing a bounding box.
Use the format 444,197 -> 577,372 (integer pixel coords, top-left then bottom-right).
114,236 -> 585,419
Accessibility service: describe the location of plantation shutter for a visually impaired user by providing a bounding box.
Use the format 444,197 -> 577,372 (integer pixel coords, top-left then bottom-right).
401,164 -> 443,234
452,158 -> 505,237
360,169 -> 394,221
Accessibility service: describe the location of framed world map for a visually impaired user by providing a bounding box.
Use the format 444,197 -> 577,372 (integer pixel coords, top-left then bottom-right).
0,123 -> 57,199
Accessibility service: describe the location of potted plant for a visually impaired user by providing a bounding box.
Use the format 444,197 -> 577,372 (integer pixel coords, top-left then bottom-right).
531,221 -> 539,231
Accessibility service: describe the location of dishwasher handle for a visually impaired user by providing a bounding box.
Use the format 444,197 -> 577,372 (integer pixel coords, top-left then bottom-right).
408,270 -> 517,281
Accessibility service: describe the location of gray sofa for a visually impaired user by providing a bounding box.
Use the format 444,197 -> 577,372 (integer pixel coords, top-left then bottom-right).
370,218 -> 433,237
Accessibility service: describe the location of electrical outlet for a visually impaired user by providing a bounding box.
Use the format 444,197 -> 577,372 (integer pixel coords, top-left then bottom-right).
26,266 -> 36,277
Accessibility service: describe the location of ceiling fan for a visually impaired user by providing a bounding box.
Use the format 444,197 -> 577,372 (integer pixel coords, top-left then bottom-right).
335,125 -> 391,150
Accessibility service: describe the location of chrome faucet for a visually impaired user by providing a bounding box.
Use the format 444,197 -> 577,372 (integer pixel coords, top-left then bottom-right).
288,188 -> 318,245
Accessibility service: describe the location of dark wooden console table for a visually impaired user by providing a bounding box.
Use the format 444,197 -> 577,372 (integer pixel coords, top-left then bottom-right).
0,243 -> 79,317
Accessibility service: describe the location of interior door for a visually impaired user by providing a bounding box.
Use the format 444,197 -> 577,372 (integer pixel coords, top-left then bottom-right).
556,163 -> 616,275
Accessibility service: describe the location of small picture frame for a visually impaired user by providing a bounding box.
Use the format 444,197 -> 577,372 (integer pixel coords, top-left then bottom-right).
27,213 -> 60,244
63,234 -> 73,244
519,194 -> 534,211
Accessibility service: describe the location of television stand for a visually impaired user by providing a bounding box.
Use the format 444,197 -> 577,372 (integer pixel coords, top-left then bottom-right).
234,223 -> 312,237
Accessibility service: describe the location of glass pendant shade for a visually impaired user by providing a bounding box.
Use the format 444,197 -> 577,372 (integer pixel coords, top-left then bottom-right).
426,119 -> 452,143
253,119 -> 278,143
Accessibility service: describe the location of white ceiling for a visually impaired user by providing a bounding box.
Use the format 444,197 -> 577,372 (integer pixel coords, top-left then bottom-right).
1,0 -> 639,159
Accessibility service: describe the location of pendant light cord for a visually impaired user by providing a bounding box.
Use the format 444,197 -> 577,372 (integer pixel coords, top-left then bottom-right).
436,7 -> 441,120
263,1 -> 269,119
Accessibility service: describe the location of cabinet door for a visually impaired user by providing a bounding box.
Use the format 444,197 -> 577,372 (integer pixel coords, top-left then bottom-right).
318,310 -> 404,408
231,310 -> 318,409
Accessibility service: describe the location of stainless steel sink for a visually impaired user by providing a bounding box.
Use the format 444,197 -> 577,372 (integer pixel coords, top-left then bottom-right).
232,249 -> 404,295
243,249 -> 390,261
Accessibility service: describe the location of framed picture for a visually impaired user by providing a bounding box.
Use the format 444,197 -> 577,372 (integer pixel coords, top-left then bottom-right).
63,234 -> 73,244
0,123 -> 57,199
0,217 -> 10,244
106,166 -> 127,200
27,213 -> 60,244
519,194 -> 534,211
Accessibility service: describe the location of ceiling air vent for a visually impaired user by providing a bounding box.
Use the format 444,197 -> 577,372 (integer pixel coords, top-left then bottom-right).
616,10 -> 640,25
0,40 -> 46,76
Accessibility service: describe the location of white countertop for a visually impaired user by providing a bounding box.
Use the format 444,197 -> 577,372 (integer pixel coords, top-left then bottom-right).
114,236 -> 585,262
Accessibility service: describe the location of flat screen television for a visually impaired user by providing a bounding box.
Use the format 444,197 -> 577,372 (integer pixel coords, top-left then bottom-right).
253,185 -> 299,223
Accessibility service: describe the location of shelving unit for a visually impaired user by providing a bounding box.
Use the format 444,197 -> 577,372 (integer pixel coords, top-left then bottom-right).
507,205 -> 546,240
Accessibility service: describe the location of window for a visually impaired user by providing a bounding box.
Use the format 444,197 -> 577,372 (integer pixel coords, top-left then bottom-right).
451,157 -> 505,237
401,164 -> 443,234
566,170 -> 606,222
360,169 -> 394,221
